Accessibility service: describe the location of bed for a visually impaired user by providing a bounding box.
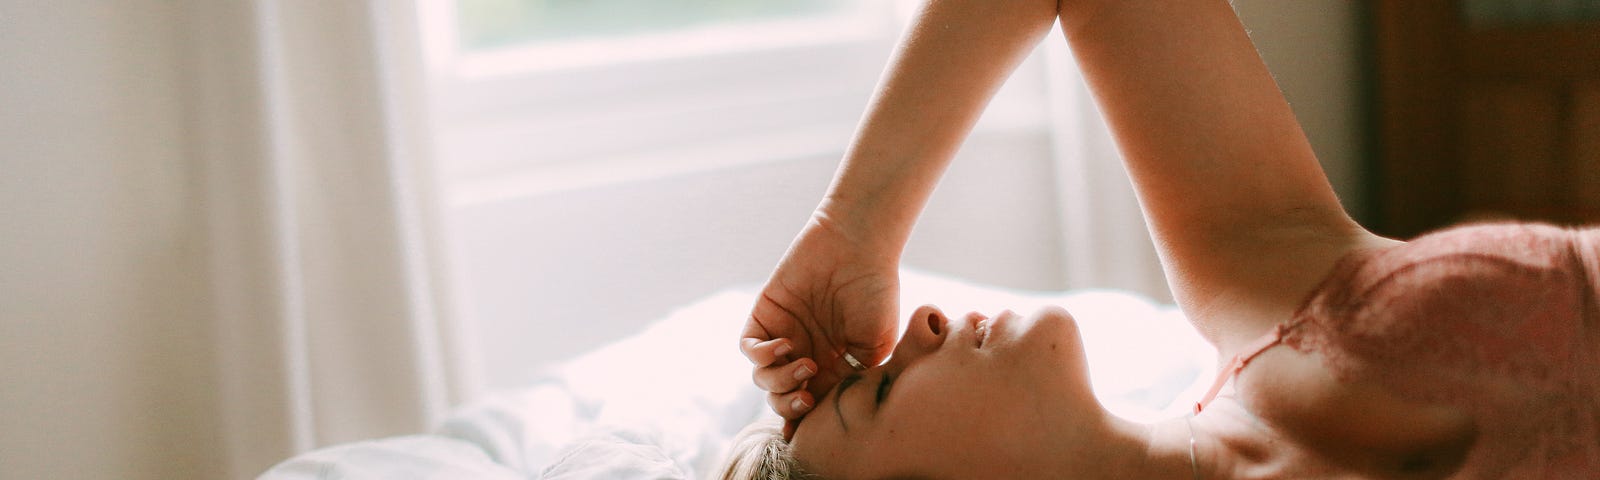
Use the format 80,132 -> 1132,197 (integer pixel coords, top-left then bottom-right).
260,270 -> 1217,479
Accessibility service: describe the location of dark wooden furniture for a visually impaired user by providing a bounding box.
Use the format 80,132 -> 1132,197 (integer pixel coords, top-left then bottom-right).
1369,1 -> 1600,238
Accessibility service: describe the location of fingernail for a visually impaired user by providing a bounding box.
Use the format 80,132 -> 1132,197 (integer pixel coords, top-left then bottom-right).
774,342 -> 792,357
792,397 -> 810,412
794,364 -> 814,380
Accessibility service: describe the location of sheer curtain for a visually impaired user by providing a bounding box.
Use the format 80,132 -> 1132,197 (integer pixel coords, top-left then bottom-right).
183,1 -> 465,477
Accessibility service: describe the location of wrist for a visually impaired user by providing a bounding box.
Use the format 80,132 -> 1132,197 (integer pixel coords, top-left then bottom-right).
811,196 -> 911,265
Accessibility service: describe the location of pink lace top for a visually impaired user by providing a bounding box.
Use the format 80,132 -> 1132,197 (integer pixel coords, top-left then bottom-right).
1196,223 -> 1600,478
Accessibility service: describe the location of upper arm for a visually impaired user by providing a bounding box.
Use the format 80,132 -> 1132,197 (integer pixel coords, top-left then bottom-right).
1056,0 -> 1388,349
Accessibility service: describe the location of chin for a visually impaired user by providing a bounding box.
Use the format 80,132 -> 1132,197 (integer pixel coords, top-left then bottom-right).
994,305 -> 1085,353
1005,305 -> 1096,395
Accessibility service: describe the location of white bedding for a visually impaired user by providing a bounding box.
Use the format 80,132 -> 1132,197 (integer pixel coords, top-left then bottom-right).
262,270 -> 1216,479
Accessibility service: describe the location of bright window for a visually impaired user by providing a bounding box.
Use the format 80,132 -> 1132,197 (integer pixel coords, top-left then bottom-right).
456,0 -> 858,50
418,1 -> 1090,388
419,0 -> 911,386
422,0 -> 901,194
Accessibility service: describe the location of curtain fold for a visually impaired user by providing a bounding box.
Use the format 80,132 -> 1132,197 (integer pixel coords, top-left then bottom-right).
183,1 -> 462,477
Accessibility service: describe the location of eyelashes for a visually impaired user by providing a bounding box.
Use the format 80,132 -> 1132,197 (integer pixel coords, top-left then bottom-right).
875,372 -> 892,406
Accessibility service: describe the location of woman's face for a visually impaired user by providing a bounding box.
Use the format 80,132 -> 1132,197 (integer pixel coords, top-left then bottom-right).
789,305 -> 1103,479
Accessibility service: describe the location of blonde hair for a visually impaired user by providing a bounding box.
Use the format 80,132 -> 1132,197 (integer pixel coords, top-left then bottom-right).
716,417 -> 813,480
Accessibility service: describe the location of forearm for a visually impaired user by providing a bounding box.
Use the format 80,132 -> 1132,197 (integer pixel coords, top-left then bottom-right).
820,0 -> 1060,256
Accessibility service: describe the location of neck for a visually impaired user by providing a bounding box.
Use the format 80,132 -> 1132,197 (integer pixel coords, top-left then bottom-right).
1130,415 -> 1210,480
1041,409 -> 1214,479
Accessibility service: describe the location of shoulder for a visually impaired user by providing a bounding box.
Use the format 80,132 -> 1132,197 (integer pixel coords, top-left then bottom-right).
1306,221 -> 1593,385
1230,222 -> 1596,476
1371,222 -> 1579,270
1232,343 -> 1478,476
1189,225 -> 1400,359
1317,222 -> 1588,325
1196,221 -> 1586,360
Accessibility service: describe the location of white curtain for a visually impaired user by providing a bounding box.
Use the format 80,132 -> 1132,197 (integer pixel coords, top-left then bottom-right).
183,1 -> 464,477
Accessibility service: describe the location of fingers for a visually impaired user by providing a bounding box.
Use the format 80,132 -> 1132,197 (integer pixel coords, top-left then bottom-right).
767,389 -> 816,421
739,337 -> 794,367
746,334 -> 817,422
752,356 -> 816,394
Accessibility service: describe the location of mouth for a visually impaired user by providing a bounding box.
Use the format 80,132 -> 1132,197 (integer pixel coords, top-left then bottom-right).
970,310 -> 1013,349
975,317 -> 991,348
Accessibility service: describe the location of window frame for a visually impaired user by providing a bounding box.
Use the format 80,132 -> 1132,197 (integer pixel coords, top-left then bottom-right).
419,0 -> 904,196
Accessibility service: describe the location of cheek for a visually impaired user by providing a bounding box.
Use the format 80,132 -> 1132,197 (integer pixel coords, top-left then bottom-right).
882,369 -> 1048,445
866,381 -> 1052,478
1012,315 -> 1093,387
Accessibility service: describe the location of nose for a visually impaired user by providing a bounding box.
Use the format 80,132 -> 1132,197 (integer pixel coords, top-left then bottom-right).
897,305 -> 949,358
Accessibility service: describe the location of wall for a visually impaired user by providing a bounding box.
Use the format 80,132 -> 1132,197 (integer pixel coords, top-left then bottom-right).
0,2 -> 224,478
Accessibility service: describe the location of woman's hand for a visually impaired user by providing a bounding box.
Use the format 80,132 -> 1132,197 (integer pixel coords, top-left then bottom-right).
740,212 -> 900,429
738,0 -> 1062,434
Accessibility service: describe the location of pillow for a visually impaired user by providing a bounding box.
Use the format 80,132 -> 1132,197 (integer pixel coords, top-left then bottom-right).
439,289 -> 767,478
261,435 -> 524,479
540,429 -> 692,480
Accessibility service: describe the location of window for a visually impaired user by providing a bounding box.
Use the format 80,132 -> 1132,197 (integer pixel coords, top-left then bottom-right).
418,1 -> 1096,387
421,0 -> 902,195
456,0 -> 859,50
420,1 -> 908,384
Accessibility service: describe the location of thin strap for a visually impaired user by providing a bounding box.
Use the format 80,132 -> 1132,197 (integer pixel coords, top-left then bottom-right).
1193,323 -> 1291,413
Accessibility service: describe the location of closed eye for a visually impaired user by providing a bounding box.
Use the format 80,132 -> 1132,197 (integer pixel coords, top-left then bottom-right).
875,372 -> 892,406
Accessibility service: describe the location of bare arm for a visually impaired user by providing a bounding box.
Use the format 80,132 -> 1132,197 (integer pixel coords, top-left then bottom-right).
1057,0 -> 1394,354
749,0 -> 1393,422
744,0 -> 1064,423
818,0 -> 1060,253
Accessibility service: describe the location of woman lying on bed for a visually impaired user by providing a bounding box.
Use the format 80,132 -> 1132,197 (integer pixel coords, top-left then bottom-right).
730,0 -> 1600,478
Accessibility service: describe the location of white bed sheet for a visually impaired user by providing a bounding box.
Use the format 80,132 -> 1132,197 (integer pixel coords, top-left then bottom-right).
262,270 -> 1216,479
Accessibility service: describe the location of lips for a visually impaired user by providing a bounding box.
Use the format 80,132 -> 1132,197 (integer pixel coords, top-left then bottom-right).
975,317 -> 991,348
